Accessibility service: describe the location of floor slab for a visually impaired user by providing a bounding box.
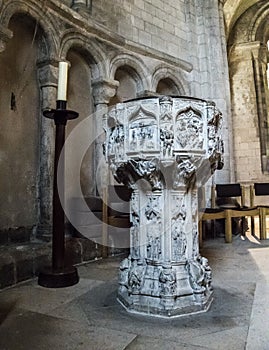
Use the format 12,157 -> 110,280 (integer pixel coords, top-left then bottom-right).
0,233 -> 268,350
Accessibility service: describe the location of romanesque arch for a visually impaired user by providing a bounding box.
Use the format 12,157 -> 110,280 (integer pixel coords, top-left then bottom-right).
109,54 -> 150,102
224,0 -> 260,37
63,44 -> 100,199
60,31 -> 108,80
151,65 -> 188,96
0,0 -> 58,59
0,9 -> 49,238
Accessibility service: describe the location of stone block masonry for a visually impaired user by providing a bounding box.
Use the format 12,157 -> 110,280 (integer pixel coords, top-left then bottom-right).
92,0 -> 188,61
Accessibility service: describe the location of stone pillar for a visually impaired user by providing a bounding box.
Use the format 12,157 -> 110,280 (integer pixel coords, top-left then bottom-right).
37,61 -> 59,238
0,24 -> 12,53
217,0 -> 235,183
104,96 -> 223,317
251,42 -> 269,171
92,79 -> 119,195
229,41 -> 269,180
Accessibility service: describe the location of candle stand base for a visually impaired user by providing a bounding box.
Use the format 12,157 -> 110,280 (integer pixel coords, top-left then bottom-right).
38,266 -> 79,288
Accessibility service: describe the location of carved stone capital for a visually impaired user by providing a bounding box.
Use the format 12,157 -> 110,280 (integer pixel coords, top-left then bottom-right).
71,0 -> 92,15
0,24 -> 13,53
231,41 -> 266,63
72,0 -> 88,6
251,42 -> 268,64
37,60 -> 59,87
92,79 -> 119,105
37,61 -> 60,110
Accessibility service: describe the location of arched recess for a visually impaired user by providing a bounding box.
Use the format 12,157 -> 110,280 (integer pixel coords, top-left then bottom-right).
0,2 -> 71,238
0,0 -> 58,60
156,78 -> 180,95
64,45 -> 98,200
110,65 -> 140,104
61,33 -> 110,199
0,12 -> 48,238
60,32 -> 107,80
109,54 -> 150,104
227,0 -> 269,182
152,66 -> 188,96
224,0 -> 260,37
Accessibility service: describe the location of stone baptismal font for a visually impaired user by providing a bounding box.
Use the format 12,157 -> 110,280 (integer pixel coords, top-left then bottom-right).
104,96 -> 223,317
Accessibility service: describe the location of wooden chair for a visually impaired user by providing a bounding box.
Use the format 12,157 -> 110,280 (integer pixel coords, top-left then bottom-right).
215,184 -> 259,242
250,183 -> 269,239
102,185 -> 132,257
198,185 -> 226,244
199,184 -> 259,243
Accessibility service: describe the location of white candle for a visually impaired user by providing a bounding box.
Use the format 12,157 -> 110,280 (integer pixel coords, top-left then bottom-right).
57,61 -> 69,101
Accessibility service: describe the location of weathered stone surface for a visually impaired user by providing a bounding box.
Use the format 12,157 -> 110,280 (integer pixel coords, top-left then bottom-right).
65,237 -> 83,265
0,252 -> 15,289
8,227 -> 32,244
0,237 -> 109,290
104,96 -> 223,316
80,238 -> 99,261
0,0 -> 234,249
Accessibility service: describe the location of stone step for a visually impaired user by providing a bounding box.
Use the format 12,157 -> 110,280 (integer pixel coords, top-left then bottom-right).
0,241 -> 51,289
0,193 -> 130,290
0,237 -> 105,290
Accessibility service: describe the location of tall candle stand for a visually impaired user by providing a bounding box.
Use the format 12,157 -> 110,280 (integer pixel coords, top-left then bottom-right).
38,100 -> 79,288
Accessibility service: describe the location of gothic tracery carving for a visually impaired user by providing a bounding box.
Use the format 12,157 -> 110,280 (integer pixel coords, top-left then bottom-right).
105,96 -> 222,316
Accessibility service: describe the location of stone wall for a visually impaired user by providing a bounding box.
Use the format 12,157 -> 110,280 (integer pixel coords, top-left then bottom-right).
91,0 -> 232,182
92,0 -> 188,61
0,16 -> 39,236
227,0 -> 269,186
229,43 -> 265,183
0,0 -> 232,239
66,50 -> 95,199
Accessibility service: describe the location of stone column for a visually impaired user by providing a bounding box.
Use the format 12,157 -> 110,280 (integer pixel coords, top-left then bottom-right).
229,41 -> 269,179
92,79 -> 119,195
0,24 -> 12,53
251,42 -> 269,171
104,96 -> 223,317
217,0 -> 235,183
37,61 -> 59,238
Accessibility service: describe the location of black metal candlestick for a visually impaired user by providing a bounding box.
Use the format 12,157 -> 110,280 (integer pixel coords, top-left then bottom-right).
38,100 -> 79,288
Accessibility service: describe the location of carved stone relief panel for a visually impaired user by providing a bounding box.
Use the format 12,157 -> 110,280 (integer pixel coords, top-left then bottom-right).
145,194 -> 162,262
159,266 -> 177,296
171,193 -> 187,262
160,125 -> 174,159
175,107 -> 203,150
130,190 -> 140,259
128,106 -> 158,153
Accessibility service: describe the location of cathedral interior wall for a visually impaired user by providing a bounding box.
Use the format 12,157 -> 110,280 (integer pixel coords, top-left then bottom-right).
0,0 -> 263,238
0,15 -> 40,240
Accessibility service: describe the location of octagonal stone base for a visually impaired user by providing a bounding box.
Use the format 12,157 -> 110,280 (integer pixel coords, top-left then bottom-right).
118,256 -> 213,317
118,293 -> 213,318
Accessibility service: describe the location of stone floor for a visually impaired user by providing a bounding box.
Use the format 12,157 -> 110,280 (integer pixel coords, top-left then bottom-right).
0,232 -> 269,350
